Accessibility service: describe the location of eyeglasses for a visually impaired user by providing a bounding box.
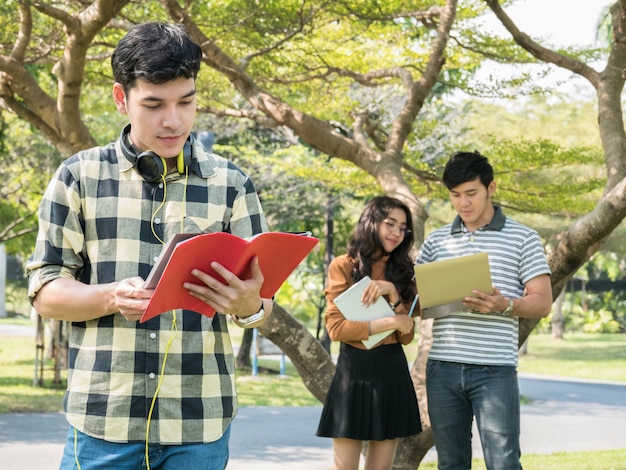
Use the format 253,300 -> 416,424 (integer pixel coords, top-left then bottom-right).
382,219 -> 412,237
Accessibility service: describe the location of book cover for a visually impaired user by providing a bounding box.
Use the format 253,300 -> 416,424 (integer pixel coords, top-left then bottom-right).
140,231 -> 318,323
333,276 -> 396,349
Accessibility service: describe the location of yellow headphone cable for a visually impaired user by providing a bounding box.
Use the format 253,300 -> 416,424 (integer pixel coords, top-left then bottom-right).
76,166 -> 189,469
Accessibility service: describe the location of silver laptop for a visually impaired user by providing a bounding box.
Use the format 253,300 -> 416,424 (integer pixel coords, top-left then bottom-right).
414,252 -> 493,318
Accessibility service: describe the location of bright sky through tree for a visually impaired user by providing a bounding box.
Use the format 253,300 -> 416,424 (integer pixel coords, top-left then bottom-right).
471,0 -> 610,101
500,0 -> 609,48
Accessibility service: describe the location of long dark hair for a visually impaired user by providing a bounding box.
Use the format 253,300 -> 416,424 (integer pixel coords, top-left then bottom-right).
347,196 -> 415,302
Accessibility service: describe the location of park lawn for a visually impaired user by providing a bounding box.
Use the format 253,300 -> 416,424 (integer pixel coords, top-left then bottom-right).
0,327 -> 322,413
0,335 -> 66,414
1,318 -> 625,415
419,449 -> 626,470
518,332 -> 626,382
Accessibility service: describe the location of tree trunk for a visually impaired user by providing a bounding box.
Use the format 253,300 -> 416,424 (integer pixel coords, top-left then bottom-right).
519,338 -> 529,355
236,327 -> 254,368
316,194 -> 335,354
259,303 -> 335,402
33,314 -> 45,387
551,288 -> 566,340
49,319 -> 67,385
393,318 -> 436,466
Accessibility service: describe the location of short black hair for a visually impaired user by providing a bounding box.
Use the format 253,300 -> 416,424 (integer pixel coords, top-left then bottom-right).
442,150 -> 494,190
111,22 -> 202,92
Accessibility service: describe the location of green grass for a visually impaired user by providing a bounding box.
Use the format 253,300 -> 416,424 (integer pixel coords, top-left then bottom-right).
0,319 -> 322,413
418,449 -> 626,470
1,318 -> 625,415
236,359 -> 320,406
0,334 -> 67,414
519,332 -> 626,382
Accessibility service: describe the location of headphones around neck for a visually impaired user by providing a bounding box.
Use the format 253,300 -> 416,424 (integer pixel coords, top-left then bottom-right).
119,124 -> 192,183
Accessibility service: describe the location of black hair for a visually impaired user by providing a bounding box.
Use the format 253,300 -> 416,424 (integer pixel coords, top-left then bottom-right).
347,196 -> 415,303
111,22 -> 202,92
442,150 -> 494,190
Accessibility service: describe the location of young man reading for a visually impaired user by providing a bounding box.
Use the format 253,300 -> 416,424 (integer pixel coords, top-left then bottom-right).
415,151 -> 552,470
27,22 -> 272,470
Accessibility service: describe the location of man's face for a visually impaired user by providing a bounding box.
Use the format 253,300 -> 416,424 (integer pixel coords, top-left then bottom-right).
448,177 -> 495,230
113,77 -> 197,159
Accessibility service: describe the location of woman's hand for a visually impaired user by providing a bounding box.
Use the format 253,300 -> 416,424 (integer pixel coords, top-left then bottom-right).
394,314 -> 415,335
361,280 -> 399,307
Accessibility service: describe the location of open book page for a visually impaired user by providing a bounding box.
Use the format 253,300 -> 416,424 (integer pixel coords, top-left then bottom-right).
333,276 -> 396,349
143,233 -> 199,289
140,231 -> 318,323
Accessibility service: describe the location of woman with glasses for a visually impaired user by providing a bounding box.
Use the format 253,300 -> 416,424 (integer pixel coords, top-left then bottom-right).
316,196 -> 422,470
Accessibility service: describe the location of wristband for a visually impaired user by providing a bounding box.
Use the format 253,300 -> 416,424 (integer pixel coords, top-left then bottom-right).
233,301 -> 265,326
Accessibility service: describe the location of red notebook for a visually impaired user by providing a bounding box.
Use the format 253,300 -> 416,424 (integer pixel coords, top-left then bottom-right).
140,231 -> 318,323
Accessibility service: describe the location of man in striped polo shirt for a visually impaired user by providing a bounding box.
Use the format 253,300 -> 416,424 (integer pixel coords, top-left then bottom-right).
416,151 -> 552,470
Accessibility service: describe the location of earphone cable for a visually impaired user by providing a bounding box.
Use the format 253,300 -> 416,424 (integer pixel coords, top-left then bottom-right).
145,309 -> 178,470
150,175 -> 167,245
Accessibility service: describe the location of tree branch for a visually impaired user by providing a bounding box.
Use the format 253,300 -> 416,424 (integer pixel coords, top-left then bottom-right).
239,1 -> 316,69
385,0 -> 458,155
163,0 -> 364,165
258,304 -> 335,402
484,0 -> 601,87
197,105 -> 280,128
31,1 -> 77,26
11,2 -> 32,61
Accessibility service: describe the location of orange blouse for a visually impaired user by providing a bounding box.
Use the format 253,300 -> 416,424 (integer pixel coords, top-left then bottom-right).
324,254 -> 415,350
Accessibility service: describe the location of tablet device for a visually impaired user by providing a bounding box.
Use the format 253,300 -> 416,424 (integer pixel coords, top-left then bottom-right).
414,252 -> 492,318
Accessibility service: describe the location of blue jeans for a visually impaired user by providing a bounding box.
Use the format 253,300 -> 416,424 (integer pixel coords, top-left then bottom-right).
59,424 -> 230,470
426,360 -> 521,470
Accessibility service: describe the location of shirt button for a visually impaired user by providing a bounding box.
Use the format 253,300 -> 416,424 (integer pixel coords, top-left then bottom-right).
159,183 -> 164,189
153,256 -> 159,263
149,373 -> 156,379
150,333 -> 157,339
154,218 -> 161,224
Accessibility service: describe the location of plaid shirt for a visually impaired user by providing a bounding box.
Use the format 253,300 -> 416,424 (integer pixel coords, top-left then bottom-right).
27,136 -> 267,444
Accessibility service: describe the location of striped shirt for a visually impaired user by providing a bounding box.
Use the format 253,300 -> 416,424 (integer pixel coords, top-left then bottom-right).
26,136 -> 267,444
415,206 -> 550,366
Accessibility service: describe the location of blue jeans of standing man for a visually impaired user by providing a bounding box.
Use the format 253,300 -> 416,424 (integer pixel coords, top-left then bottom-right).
426,359 -> 522,470
59,424 -> 230,470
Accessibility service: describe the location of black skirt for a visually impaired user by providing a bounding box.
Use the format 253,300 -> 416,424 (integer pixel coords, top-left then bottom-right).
316,342 -> 422,441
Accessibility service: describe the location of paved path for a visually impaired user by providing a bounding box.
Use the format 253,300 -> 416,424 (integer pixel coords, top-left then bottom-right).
1,374 -> 625,469
517,374 -> 626,456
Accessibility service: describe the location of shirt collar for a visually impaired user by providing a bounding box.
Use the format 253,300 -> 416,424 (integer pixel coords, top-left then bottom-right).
451,204 -> 506,234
